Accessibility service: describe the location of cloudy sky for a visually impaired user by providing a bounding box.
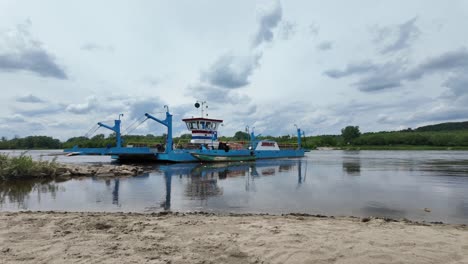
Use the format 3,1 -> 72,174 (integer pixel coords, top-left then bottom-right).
0,0 -> 467,140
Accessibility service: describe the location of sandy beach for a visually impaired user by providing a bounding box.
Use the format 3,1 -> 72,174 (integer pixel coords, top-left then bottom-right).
0,212 -> 467,264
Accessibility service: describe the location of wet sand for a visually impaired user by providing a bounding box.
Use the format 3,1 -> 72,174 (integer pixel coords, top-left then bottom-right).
0,212 -> 467,264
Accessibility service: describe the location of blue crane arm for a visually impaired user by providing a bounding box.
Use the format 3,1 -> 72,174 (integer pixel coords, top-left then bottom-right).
144,111 -> 173,153
98,122 -> 116,132
144,113 -> 168,127
97,120 -> 122,148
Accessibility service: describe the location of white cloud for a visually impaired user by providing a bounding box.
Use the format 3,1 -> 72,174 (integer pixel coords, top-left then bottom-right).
252,0 -> 283,47
80,42 -> 114,52
316,41 -> 333,51
373,17 -> 420,54
66,96 -> 98,114
202,53 -> 261,89
278,21 -> 297,40
16,94 -> 45,103
0,20 -> 67,79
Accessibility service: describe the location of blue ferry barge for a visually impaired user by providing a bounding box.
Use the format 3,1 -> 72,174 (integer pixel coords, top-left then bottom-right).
64,104 -> 305,162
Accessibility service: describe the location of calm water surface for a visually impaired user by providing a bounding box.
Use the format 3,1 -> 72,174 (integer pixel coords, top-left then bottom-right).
1,150 -> 468,223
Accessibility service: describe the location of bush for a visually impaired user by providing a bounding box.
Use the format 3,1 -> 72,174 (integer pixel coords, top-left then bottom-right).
0,153 -> 58,181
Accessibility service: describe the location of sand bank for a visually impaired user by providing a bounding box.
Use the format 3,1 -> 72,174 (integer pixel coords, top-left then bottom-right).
1,212 -> 467,264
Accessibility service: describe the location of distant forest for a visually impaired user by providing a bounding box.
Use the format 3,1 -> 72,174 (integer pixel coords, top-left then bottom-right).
414,121 -> 468,132
1,121 -> 468,150
307,121 -> 468,149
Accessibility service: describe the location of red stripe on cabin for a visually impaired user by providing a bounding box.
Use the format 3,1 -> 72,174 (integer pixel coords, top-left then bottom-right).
192,130 -> 215,134
182,117 -> 223,122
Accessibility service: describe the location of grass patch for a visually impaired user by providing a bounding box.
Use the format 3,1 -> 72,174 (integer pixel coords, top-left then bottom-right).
0,153 -> 58,181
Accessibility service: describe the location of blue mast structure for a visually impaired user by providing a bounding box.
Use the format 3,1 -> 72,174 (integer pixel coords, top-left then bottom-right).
250,131 -> 257,149
144,105 -> 173,154
297,127 -> 302,149
97,114 -> 123,148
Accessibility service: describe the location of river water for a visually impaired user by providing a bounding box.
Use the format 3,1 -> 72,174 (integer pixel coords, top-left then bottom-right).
1,150 -> 468,223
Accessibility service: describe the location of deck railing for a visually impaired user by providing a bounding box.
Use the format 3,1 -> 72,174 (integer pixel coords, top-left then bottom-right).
278,143 -> 299,149
127,140 -> 300,150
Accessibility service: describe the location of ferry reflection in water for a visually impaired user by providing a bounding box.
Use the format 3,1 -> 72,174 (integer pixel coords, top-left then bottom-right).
0,157 -> 391,215
152,160 -> 305,211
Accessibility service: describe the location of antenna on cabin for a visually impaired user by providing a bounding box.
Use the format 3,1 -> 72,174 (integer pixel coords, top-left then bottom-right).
195,101 -> 208,117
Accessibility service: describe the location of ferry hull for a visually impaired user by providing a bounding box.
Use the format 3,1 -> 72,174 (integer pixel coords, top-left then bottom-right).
191,153 -> 256,162
65,147 -> 304,163
65,146 -> 304,163
255,149 -> 305,159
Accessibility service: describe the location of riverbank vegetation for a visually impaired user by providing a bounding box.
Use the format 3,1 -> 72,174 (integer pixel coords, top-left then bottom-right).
0,153 -> 148,181
0,153 -> 58,181
1,121 -> 467,150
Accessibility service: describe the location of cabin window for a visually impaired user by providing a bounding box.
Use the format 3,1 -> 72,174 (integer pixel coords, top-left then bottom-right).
200,121 -> 205,129
206,122 -> 211,130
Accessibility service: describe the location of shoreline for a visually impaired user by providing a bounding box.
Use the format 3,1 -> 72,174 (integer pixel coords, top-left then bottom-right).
2,210 -> 465,225
2,210 -> 465,226
1,211 -> 467,263
317,146 -> 468,151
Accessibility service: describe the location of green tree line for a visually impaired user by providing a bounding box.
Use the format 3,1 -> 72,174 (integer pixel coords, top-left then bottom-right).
1,121 -> 468,150
0,134 -> 168,149
352,131 -> 468,147
0,136 -> 61,149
